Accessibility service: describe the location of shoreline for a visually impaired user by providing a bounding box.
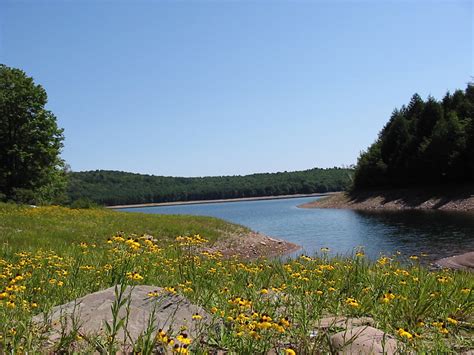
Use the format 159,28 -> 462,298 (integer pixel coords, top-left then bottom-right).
106,192 -> 337,209
299,187 -> 474,212
204,231 -> 301,260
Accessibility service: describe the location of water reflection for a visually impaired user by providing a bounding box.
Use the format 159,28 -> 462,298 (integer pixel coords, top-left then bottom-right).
353,210 -> 474,261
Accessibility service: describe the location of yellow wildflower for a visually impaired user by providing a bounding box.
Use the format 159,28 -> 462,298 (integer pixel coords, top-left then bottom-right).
345,297 -> 360,308
192,313 -> 203,320
439,326 -> 449,334
447,317 -> 458,325
172,345 -> 188,354
398,328 -> 413,340
176,333 -> 192,345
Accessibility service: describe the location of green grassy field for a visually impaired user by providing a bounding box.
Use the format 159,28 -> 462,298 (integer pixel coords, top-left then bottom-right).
0,203 -> 248,254
0,204 -> 473,354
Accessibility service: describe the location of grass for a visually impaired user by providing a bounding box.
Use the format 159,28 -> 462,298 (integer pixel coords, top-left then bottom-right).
0,203 -> 473,354
0,203 -> 248,253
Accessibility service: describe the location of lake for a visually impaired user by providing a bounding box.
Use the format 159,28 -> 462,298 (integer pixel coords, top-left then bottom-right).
121,196 -> 474,263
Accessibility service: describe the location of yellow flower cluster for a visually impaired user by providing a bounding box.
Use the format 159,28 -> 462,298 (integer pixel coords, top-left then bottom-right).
156,329 -> 192,354
345,297 -> 360,308
175,234 -> 209,246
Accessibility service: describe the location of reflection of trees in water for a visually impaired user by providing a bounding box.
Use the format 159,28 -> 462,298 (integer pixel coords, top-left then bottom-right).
353,210 -> 474,260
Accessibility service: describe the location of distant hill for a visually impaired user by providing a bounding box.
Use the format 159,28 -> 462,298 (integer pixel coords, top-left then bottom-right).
67,168 -> 353,206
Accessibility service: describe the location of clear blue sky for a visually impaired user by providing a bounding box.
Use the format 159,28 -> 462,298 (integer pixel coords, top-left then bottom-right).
1,1 -> 472,177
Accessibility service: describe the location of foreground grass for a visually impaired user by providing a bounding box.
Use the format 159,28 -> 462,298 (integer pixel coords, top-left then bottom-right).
0,204 -> 473,353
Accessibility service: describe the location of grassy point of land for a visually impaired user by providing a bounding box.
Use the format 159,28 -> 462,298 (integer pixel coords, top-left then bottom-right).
0,204 -> 473,353
0,203 -> 249,253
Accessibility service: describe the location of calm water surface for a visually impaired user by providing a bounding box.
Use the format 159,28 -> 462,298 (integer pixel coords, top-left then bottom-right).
121,197 -> 474,262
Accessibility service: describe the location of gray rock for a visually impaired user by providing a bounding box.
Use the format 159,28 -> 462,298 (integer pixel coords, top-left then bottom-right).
330,326 -> 399,354
436,251 -> 474,271
33,285 -> 215,349
317,316 -> 374,329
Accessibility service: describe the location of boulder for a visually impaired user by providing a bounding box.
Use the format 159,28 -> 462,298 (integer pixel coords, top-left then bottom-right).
330,326 -> 399,354
316,316 -> 374,330
33,285 -> 215,349
436,252 -> 474,271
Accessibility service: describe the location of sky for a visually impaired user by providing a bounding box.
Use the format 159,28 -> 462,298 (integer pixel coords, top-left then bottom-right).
1,0 -> 472,177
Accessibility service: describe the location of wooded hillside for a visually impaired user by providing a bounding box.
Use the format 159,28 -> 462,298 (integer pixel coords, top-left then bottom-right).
68,168 -> 352,206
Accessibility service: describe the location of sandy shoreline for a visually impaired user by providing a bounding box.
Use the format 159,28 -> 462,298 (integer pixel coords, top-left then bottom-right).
107,192 -> 337,209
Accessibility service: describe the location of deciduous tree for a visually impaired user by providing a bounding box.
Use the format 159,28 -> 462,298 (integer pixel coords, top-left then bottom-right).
0,64 -> 66,203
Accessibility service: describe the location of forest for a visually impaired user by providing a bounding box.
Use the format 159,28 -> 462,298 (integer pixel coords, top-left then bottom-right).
67,168 -> 353,206
354,83 -> 474,189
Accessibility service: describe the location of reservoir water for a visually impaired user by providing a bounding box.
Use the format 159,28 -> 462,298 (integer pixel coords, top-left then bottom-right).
121,196 -> 474,263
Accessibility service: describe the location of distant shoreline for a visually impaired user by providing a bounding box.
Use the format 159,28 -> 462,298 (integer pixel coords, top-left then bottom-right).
107,192 -> 338,209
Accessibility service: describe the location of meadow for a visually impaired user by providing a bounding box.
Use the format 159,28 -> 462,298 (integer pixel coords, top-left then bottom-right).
0,204 -> 473,354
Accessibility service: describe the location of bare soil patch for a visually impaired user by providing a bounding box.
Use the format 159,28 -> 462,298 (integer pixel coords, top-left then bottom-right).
203,231 -> 300,259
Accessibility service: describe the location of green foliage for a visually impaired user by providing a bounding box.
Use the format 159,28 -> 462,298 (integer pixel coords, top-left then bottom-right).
354,83 -> 474,188
69,197 -> 99,209
0,64 -> 66,204
67,168 -> 353,206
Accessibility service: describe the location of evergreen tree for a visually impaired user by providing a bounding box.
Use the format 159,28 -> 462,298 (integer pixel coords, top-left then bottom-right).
354,84 -> 473,188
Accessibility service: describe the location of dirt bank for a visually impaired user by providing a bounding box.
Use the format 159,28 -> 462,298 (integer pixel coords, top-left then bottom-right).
299,185 -> 474,212
203,231 -> 301,259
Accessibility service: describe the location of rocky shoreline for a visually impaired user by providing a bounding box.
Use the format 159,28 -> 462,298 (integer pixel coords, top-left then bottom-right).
203,231 -> 301,260
299,186 -> 474,212
300,188 -> 474,272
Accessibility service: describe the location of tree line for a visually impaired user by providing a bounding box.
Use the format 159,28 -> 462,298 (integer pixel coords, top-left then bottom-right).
0,64 -> 352,206
354,84 -> 474,189
67,168 -> 353,206
3,63 -> 471,205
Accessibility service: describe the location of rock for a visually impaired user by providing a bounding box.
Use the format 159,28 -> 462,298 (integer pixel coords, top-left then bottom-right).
330,326 -> 399,354
436,252 -> 474,271
33,285 -> 215,349
317,316 -> 374,329
260,241 -> 267,246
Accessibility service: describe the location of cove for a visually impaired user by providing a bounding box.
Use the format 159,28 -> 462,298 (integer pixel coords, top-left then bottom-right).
120,196 -> 474,263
